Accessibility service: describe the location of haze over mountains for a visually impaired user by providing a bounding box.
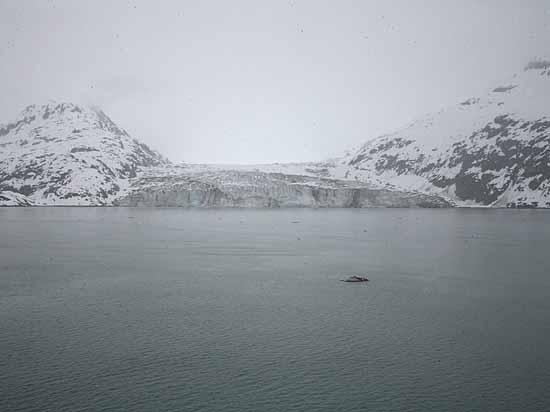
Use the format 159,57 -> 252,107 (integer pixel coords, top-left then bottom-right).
1,58 -> 549,208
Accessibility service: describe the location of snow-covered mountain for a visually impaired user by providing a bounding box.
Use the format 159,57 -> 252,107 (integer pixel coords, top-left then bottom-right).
3,57 -> 549,208
0,102 -> 448,208
340,58 -> 550,208
0,102 -> 168,205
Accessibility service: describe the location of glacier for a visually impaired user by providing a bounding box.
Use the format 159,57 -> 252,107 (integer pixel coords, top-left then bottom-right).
1,57 -> 550,208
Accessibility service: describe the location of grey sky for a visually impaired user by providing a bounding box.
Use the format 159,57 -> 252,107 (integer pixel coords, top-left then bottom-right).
1,0 -> 549,164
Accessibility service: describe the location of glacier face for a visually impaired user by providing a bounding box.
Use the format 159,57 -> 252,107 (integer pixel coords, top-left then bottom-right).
340,59 -> 550,208
114,169 -> 451,208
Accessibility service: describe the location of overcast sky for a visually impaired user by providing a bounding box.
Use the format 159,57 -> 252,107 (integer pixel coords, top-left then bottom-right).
1,0 -> 549,164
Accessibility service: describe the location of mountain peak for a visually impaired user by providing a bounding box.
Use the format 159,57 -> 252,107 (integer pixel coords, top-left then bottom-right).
19,101 -> 86,119
0,101 -> 169,205
343,55 -> 550,208
523,57 -> 550,73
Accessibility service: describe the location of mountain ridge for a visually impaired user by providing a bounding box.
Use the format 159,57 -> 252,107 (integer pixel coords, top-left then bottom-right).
337,57 -> 550,208
0,101 -> 449,208
2,58 -> 549,208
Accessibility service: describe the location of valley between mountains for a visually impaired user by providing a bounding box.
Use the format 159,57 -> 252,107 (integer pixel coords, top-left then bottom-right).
2,58 -> 549,208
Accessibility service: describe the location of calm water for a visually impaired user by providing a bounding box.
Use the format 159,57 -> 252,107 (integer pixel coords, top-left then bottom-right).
1,208 -> 550,412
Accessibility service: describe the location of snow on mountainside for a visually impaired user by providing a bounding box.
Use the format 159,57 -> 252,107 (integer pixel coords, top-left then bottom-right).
0,190 -> 34,206
0,102 -> 168,205
341,58 -> 550,208
3,57 -> 549,208
0,101 -> 449,208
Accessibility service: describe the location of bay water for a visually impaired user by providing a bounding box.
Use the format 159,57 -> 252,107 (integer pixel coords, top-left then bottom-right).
1,208 -> 549,411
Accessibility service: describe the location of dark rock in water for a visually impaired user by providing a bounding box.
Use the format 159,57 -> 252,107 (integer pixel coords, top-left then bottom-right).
341,275 -> 370,283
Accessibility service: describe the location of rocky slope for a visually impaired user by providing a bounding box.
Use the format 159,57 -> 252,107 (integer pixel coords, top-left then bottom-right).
0,190 -> 35,206
0,102 -> 168,205
339,58 -> 550,208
